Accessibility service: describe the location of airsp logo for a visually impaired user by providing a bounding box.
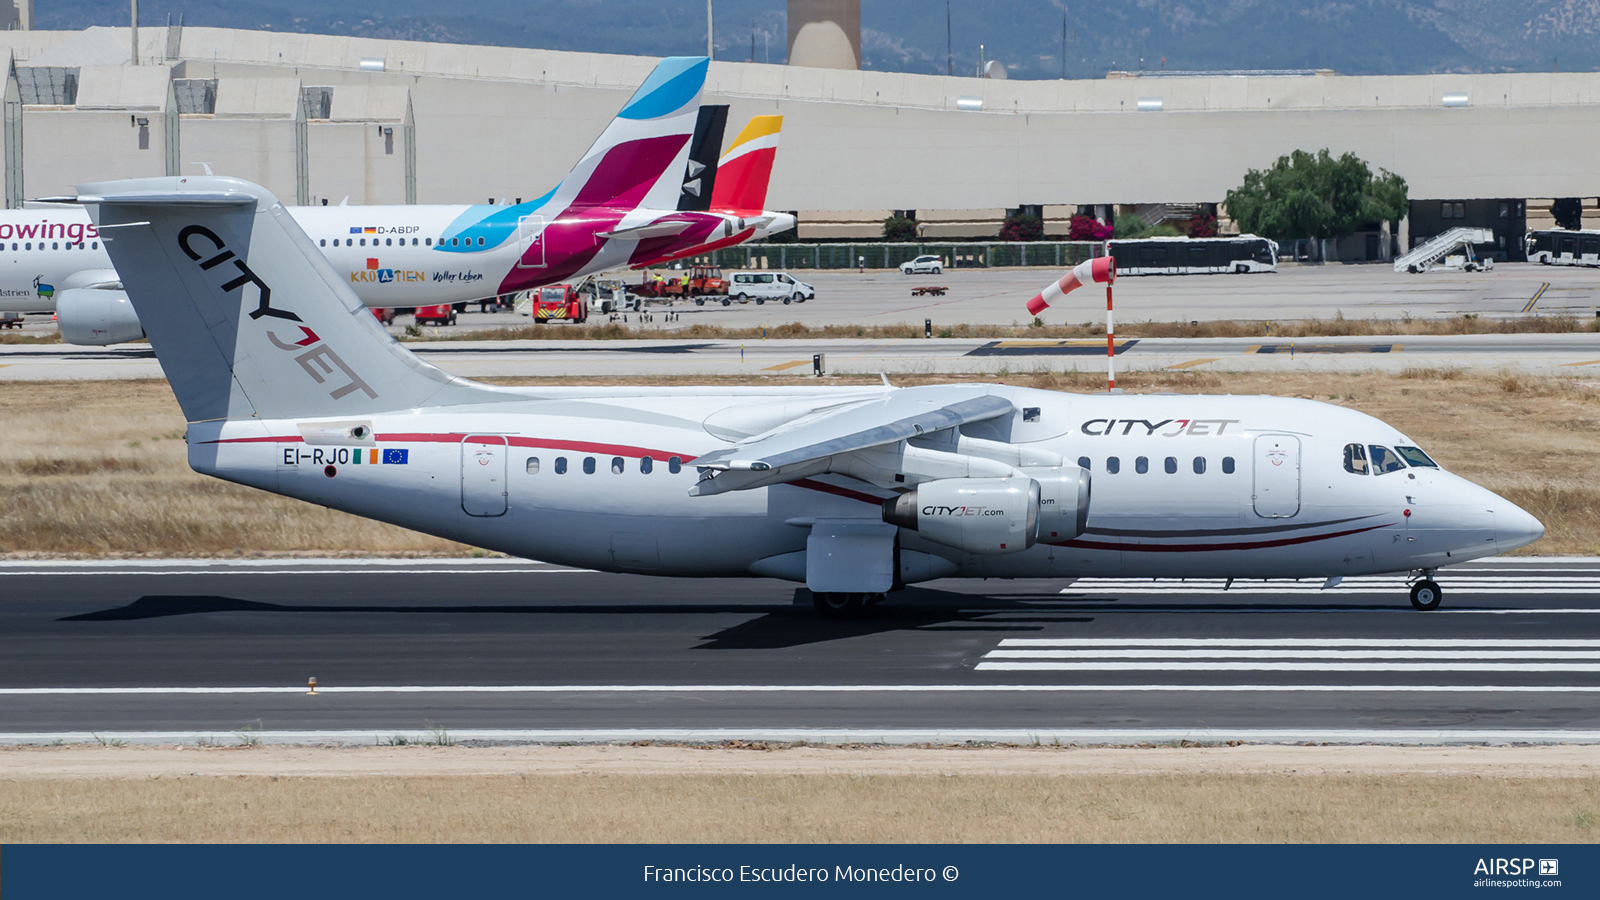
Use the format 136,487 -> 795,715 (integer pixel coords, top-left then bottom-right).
179,224 -> 376,401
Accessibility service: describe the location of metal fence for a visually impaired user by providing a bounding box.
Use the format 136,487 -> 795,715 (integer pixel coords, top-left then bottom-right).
682,241 -> 1107,271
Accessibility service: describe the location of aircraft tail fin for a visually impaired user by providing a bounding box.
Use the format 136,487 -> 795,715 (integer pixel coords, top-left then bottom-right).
676,104 -> 729,212
710,115 -> 782,212
554,56 -> 709,213
80,175 -> 505,424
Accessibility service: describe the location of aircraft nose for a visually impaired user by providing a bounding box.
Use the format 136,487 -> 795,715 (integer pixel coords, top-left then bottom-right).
1497,501 -> 1545,553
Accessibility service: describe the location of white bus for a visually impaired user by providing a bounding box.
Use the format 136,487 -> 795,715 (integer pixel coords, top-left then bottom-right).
1108,235 -> 1278,275
1526,229 -> 1600,267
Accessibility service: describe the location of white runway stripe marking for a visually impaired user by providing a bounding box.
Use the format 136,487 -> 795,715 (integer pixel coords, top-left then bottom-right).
974,662 -> 1600,672
5,684 -> 1600,695
997,638 -> 1600,647
984,649 -> 1600,660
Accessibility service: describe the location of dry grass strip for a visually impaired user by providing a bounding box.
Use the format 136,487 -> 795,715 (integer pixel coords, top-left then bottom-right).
3,369 -> 1597,556
423,314 -> 1600,343
1,745 -> 1597,843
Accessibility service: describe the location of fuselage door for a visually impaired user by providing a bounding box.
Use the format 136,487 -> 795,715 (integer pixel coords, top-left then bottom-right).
462,435 -> 508,516
1252,434 -> 1301,518
517,215 -> 547,268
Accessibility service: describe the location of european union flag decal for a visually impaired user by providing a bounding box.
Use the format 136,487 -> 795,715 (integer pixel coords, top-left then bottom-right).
349,226 -> 362,234
382,449 -> 409,465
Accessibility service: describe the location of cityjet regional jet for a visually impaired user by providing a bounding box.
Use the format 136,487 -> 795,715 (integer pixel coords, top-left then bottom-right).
0,56 -> 794,344
82,175 -> 1543,614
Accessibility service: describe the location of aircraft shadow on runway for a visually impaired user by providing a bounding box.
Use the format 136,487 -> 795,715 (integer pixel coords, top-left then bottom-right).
57,589 -> 1094,650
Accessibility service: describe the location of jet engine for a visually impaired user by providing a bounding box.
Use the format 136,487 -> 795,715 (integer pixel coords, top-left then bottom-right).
882,475 -> 1041,554
1025,466 -> 1092,543
56,288 -> 144,345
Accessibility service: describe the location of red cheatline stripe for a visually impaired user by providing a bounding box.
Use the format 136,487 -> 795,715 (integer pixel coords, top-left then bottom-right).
207,432 -> 698,462
788,478 -> 883,506
1056,522 -> 1394,554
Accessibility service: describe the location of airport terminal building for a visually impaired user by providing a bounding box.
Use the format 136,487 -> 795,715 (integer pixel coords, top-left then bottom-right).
0,24 -> 1596,262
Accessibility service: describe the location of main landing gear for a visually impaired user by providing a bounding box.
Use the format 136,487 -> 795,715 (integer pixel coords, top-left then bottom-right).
812,591 -> 888,618
1408,571 -> 1443,611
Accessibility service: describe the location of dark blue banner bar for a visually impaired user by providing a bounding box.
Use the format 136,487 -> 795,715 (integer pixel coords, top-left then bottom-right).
4,844 -> 1592,898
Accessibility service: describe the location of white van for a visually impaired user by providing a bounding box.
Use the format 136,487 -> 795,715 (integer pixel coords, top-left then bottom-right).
727,271 -> 814,305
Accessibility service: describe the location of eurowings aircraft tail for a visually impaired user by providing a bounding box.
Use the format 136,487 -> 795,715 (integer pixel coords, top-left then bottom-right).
79,176 -> 504,424
547,56 -> 710,214
710,115 -> 782,212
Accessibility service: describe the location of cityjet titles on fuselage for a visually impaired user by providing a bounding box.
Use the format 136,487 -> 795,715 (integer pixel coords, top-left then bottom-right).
1080,418 -> 1242,436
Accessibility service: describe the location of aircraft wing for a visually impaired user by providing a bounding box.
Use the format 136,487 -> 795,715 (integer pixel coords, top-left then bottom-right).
596,220 -> 696,241
689,388 -> 1014,496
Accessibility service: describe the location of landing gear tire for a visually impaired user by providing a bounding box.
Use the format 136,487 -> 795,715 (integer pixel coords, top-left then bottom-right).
694,298 -> 705,306
755,297 -> 765,305
721,297 -> 732,306
813,591 -> 873,617
782,297 -> 791,305
1409,579 -> 1443,611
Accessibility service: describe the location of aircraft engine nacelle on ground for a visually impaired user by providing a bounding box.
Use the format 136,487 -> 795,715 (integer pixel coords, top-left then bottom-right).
882,475 -> 1041,554
1024,466 -> 1092,543
56,288 -> 143,345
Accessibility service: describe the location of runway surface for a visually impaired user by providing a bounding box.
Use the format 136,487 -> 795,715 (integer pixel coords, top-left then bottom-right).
9,332 -> 1600,381
2,557 -> 1598,744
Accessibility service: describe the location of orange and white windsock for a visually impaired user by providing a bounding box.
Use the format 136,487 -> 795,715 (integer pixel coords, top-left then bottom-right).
1025,256 -> 1116,316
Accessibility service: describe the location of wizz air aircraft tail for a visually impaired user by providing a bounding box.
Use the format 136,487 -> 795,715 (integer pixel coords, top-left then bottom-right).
84,175 -> 1542,616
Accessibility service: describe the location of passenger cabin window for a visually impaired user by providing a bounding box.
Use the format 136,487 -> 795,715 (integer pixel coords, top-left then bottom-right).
525,457 -> 539,474
320,239 -> 326,246
1077,456 -> 1090,470
1222,456 -> 1235,474
1135,456 -> 1148,474
1193,457 -> 1206,474
1343,443 -> 1369,475
582,456 -> 596,475
1164,457 -> 1178,474
668,456 -> 683,474
426,238 -> 433,246
1106,456 -> 1120,474
554,457 -> 568,474
640,456 -> 654,474
1394,446 -> 1439,468
1369,445 -> 1406,475
611,457 -> 624,474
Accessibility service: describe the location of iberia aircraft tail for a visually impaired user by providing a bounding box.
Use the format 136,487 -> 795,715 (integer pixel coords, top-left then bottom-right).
709,115 -> 782,213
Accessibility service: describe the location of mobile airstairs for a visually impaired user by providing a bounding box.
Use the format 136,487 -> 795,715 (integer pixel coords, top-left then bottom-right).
1393,227 -> 1495,273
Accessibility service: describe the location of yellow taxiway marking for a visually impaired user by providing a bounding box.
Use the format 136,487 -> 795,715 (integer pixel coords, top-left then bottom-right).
1522,282 -> 1551,314
762,359 -> 811,372
1560,359 -> 1600,368
992,340 -> 1116,348
1165,358 -> 1220,370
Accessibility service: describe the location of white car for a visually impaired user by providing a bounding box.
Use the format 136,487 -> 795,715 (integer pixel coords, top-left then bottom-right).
900,254 -> 944,275
727,271 -> 814,305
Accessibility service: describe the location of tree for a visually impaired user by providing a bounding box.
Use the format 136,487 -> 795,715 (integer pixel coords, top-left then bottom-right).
999,211 -> 1043,242
1113,212 -> 1179,240
882,214 -> 917,242
1068,215 -> 1113,241
1225,149 -> 1408,252
1188,211 -> 1218,238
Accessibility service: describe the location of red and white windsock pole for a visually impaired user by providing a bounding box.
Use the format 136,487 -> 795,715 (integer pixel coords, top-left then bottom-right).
1024,255 -> 1118,391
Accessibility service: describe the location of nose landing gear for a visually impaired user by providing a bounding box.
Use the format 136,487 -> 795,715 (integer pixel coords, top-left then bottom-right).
1408,571 -> 1443,611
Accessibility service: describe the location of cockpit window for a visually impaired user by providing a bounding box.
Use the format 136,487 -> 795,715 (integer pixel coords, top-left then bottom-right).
1343,443 -> 1368,475
1395,446 -> 1438,468
1369,445 -> 1406,475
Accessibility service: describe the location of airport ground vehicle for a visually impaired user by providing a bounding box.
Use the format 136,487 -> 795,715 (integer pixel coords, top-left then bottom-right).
529,284 -> 589,323
900,254 -> 945,275
726,271 -> 814,305
88,175 -> 1544,615
1,311 -> 21,329
414,303 -> 457,326
1109,236 -> 1278,275
637,265 -> 727,302
1527,229 -> 1600,266
370,308 -> 397,325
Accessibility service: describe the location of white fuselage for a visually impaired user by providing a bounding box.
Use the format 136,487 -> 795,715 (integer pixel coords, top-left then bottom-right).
188,387 -> 1540,581
0,205 -> 794,314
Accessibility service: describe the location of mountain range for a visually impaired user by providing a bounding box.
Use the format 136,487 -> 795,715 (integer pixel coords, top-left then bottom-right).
37,0 -> 1600,79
